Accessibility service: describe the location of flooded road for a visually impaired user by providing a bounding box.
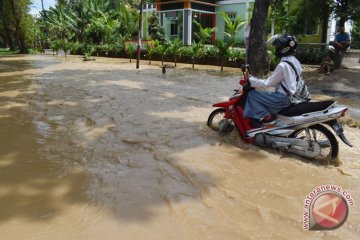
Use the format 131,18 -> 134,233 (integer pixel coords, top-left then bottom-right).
0,55 -> 359,239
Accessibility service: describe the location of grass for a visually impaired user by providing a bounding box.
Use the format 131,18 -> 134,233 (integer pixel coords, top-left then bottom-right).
0,48 -> 19,55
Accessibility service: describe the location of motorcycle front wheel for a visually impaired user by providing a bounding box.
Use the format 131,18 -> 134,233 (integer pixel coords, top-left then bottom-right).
289,124 -> 339,164
207,108 -> 226,131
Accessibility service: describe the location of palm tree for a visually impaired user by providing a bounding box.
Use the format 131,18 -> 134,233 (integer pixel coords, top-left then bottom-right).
193,20 -> 216,44
214,40 -> 231,72
156,40 -> 170,66
145,41 -> 156,65
189,42 -> 204,69
126,43 -> 136,63
70,41 -> 82,56
219,12 -> 246,46
169,38 -> 183,67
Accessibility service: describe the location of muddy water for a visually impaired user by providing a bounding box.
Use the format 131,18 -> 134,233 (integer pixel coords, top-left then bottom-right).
0,55 -> 359,239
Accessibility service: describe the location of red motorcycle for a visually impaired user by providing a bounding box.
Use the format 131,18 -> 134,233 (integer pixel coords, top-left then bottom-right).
207,65 -> 352,163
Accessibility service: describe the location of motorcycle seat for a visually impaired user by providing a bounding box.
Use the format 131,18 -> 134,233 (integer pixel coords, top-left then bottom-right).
278,100 -> 335,117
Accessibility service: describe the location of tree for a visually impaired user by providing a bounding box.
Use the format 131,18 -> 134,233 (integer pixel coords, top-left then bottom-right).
155,40 -> 170,66
126,43 -> 136,62
189,42 -> 203,69
248,0 -> 271,76
145,41 -> 156,64
286,0 -> 331,44
214,40 -> 231,72
193,20 -> 216,45
169,38 -> 183,67
0,0 -> 16,50
219,12 -> 246,46
0,0 -> 32,53
268,0 -> 295,34
148,13 -> 165,43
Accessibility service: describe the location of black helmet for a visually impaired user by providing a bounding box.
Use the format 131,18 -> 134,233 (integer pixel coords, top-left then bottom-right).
267,34 -> 297,58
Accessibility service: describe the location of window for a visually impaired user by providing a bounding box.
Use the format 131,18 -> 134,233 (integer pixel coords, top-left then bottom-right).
226,12 -> 236,21
171,23 -> 178,35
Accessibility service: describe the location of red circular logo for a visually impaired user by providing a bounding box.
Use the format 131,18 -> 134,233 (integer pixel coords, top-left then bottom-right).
311,192 -> 348,229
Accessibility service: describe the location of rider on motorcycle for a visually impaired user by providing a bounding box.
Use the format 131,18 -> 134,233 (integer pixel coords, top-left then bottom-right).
242,34 -> 300,125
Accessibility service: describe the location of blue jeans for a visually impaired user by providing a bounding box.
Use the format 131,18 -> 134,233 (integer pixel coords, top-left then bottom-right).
244,90 -> 291,120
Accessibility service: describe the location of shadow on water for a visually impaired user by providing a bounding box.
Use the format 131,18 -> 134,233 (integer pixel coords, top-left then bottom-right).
0,75 -> 88,222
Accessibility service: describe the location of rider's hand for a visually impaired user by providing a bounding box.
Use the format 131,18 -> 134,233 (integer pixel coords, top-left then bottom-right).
239,79 -> 247,85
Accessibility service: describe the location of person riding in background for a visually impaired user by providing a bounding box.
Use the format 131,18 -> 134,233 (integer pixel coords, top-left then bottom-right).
241,34 -> 300,125
331,26 -> 351,53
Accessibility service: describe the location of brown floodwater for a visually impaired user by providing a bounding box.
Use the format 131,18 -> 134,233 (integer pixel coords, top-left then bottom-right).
0,55 -> 359,239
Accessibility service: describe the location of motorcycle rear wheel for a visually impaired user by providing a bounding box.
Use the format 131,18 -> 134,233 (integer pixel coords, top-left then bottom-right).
289,124 -> 339,164
207,108 -> 226,131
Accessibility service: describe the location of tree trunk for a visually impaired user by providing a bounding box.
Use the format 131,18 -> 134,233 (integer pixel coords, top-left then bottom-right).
192,58 -> 195,69
220,57 -> 224,72
0,0 -> 16,51
162,55 -> 164,66
248,0 -> 271,76
174,55 -> 177,67
321,2 -> 330,50
9,0 -> 28,53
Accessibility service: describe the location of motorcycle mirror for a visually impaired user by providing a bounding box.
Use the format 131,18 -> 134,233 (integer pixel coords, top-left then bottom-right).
240,64 -> 246,73
245,64 -> 251,74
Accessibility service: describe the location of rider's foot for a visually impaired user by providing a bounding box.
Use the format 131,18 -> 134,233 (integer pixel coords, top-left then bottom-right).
260,115 -> 276,125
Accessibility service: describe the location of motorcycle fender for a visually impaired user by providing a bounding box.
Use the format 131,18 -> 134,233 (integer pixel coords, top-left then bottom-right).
326,120 -> 353,147
212,102 -> 229,108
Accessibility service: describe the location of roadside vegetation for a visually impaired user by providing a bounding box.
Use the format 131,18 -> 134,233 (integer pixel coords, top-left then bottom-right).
0,0 -> 359,71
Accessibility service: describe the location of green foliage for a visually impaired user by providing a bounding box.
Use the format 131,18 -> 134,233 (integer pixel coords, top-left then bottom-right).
189,42 -> 204,69
70,41 -> 82,55
34,0 -> 139,48
214,39 -> 230,71
84,44 -> 96,58
50,39 -> 62,55
287,0 -> 326,35
193,20 -> 216,44
126,43 -> 136,62
267,45 -> 279,68
155,40 -> 170,65
351,21 -> 360,48
268,0 -> 296,34
85,12 -> 119,44
219,12 -> 246,46
168,38 -> 183,66
228,48 -> 246,61
0,0 -> 32,52
148,14 -> 165,43
0,48 -> 19,55
295,47 -> 327,65
59,38 -> 71,57
145,42 -> 156,64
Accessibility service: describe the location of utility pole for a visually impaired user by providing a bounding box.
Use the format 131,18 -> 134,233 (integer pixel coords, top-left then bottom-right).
136,0 -> 144,69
